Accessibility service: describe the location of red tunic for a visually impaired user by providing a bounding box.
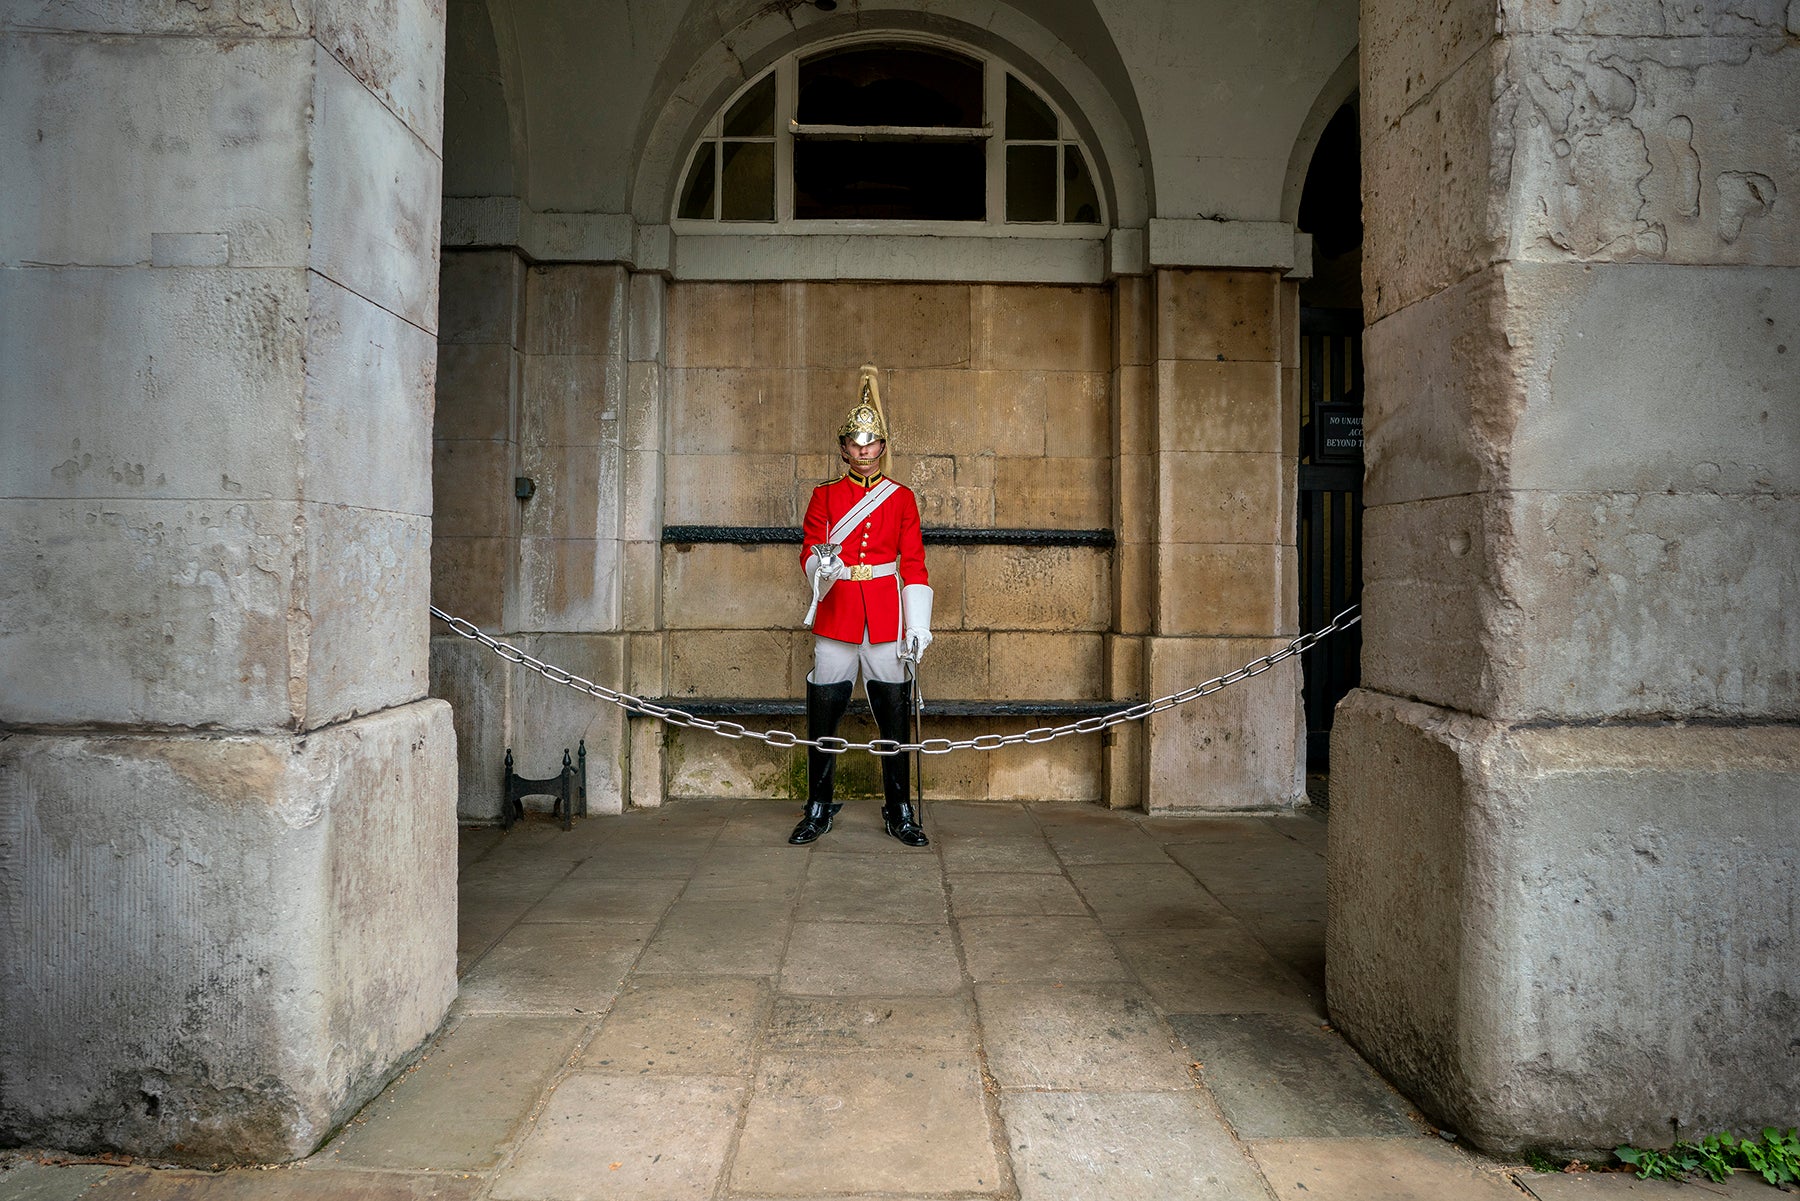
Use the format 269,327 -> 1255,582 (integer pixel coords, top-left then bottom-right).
801,471 -> 928,644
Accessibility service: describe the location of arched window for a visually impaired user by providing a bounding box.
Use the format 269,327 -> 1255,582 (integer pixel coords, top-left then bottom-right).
675,39 -> 1105,231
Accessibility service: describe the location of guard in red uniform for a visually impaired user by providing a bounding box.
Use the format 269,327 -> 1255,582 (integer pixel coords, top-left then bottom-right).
789,371 -> 933,847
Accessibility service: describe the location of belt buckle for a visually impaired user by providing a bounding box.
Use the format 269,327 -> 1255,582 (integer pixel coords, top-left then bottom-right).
848,564 -> 874,582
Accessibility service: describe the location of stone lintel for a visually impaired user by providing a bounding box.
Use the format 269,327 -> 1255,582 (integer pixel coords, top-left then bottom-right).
1326,688 -> 1800,1155
1146,219 -> 1302,271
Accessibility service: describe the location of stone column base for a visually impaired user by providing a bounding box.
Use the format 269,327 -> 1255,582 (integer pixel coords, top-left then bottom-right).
1143,635 -> 1305,812
1326,689 -> 1800,1154
0,700 -> 458,1163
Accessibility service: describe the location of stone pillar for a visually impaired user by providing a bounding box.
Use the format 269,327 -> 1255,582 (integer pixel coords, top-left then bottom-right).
1143,269 -> 1303,811
623,272 -> 669,810
1106,275 -> 1155,809
1330,0 -> 1800,1152
0,1 -> 454,1163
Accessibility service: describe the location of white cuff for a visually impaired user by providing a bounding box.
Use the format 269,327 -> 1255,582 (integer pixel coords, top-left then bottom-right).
901,583 -> 933,637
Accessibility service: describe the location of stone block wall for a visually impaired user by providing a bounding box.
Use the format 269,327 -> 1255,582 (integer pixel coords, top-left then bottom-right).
432,268 -> 1308,811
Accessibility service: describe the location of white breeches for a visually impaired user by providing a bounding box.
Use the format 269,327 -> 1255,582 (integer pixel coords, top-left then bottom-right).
809,634 -> 906,686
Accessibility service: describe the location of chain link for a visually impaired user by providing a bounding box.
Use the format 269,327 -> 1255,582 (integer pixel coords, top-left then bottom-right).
429,605 -> 1361,756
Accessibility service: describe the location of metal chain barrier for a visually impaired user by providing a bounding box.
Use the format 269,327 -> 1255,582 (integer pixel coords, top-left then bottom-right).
430,604 -> 1362,757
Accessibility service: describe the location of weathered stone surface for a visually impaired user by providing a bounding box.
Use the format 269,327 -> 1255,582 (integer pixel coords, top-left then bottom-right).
1249,1137 -> 1523,1201
946,871 -> 1088,917
523,264 -> 626,357
1156,360 -> 1285,454
1328,691 -> 1800,1152
986,726 -> 1104,803
0,702 -> 457,1163
0,35 -> 311,268
1002,1090 -> 1269,1201
1170,1013 -> 1418,1138
1361,40 -> 1507,321
1156,269 -> 1281,362
314,0 -> 445,149
439,250 -> 524,347
0,266 -> 308,503
1155,451 -> 1286,545
309,47 -> 440,332
429,536 -> 511,629
519,354 -> 624,450
795,282 -> 972,368
798,854 -> 947,924
994,455 -> 1112,528
663,543 -> 795,629
974,283 -> 1110,372
301,504 -> 432,727
580,976 -> 769,1076
322,1015 -> 585,1170
780,922 -> 961,996
1360,490 -> 1800,722
1116,927 -> 1323,1015
455,922 -> 650,1014
663,452 -> 797,525
731,1053 -> 1001,1195
433,439 -> 516,538
1043,371 -> 1113,457
1157,542 -> 1296,637
515,534 -> 621,633
491,1074 -> 744,1201
764,996 -> 978,1054
1066,863 -> 1234,929
1,499 -> 302,729
975,982 -> 1194,1090
962,545 -> 1110,631
636,902 -> 790,976
960,915 -> 1129,983
1144,636 -> 1305,812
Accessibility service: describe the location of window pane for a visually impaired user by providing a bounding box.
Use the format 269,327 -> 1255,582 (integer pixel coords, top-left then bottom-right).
723,73 -> 775,137
677,142 -> 715,219
797,44 -> 982,127
1006,144 -> 1056,222
1063,146 -> 1101,223
794,139 -> 984,220
1005,74 -> 1057,140
720,140 -> 774,221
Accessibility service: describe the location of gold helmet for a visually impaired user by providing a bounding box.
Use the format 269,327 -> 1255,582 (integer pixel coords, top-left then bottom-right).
837,367 -> 889,448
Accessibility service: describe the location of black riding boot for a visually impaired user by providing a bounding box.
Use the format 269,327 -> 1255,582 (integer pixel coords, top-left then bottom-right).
866,678 -> 929,847
789,679 -> 853,845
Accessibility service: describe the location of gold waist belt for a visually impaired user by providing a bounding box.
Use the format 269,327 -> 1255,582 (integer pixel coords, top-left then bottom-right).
845,562 -> 897,582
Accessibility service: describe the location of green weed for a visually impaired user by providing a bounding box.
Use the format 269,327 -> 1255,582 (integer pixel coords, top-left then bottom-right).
1615,1127 -> 1800,1187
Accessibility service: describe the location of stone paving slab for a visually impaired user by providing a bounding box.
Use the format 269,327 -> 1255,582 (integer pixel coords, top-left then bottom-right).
320,1013 -> 587,1170
491,1074 -> 744,1201
563,842 -> 709,879
634,901 -> 790,975
1165,839 -> 1324,896
715,802 -> 803,844
1168,1013 -> 1419,1139
730,1052 -> 1003,1196
1001,1090 -> 1269,1201
927,802 -> 1045,838
521,875 -> 685,923
456,922 -> 653,1013
765,996 -> 978,1053
945,871 -> 1089,917
797,853 -> 947,923
86,1167 -> 483,1199
807,806 -> 921,854
1518,1169 -> 1796,1197
578,975 -> 770,1076
781,922 -> 962,995
959,915 -> 1131,983
1065,862 -> 1236,929
1139,815 -> 1298,846
975,982 -> 1195,1091
1250,1137 -> 1524,1200
939,835 -> 1062,874
1113,927 -> 1324,1015
0,1162 -> 114,1201
682,849 -> 809,905
1040,822 -> 1174,866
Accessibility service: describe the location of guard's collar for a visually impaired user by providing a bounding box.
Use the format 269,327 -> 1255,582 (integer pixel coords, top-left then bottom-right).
842,470 -> 886,489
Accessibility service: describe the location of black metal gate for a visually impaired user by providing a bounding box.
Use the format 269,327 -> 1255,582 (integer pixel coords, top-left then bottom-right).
1297,307 -> 1364,769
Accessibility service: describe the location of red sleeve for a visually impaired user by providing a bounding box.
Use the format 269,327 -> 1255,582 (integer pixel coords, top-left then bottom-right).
897,487 -> 928,587
801,484 -> 830,577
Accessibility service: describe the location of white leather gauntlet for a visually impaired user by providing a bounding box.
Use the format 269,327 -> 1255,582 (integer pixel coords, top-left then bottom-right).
901,583 -> 934,663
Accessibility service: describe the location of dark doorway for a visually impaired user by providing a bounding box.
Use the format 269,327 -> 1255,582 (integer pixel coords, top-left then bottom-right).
1296,101 -> 1364,770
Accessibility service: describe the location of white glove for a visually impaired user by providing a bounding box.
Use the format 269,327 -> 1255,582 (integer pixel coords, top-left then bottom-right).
807,547 -> 844,591
901,583 -> 934,663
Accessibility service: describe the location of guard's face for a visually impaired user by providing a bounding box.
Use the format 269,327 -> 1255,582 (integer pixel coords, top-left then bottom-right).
841,437 -> 885,473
